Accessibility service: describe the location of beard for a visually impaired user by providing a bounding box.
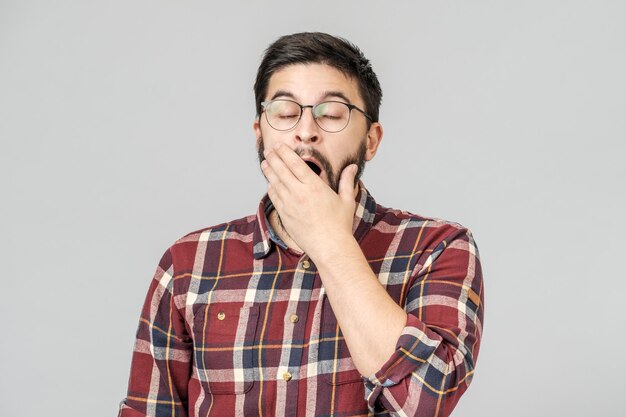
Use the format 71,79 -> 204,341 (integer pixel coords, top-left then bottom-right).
257,139 -> 368,193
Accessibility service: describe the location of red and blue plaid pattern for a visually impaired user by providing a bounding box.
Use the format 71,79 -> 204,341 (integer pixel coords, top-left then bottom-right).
120,184 -> 484,417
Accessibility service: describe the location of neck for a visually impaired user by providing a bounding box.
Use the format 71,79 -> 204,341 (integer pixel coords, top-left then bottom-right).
268,209 -> 303,253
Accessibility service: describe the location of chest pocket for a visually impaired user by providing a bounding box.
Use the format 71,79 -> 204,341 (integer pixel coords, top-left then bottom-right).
318,298 -> 364,385
193,304 -> 259,394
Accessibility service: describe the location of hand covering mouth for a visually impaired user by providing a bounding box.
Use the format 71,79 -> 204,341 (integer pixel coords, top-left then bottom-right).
304,160 -> 322,176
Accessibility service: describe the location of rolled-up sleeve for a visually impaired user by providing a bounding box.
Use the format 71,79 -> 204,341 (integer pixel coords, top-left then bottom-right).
119,249 -> 192,417
365,227 -> 484,417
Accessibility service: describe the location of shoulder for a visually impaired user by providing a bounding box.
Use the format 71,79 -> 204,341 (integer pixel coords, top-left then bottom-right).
371,204 -> 481,290
163,213 -> 258,265
372,203 -> 475,247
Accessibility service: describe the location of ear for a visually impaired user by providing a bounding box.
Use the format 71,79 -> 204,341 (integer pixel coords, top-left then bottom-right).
253,117 -> 262,141
364,122 -> 383,161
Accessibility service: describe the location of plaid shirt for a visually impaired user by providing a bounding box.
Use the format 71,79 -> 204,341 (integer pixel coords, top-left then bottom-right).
119,184 -> 484,417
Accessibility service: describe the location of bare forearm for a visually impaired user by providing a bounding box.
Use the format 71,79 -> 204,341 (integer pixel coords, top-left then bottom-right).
260,146 -> 407,376
311,234 -> 407,377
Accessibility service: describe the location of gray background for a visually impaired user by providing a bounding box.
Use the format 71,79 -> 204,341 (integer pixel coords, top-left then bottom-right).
1,1 -> 624,416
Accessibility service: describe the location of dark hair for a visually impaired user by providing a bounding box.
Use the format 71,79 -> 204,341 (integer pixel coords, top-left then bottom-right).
254,32 -> 382,123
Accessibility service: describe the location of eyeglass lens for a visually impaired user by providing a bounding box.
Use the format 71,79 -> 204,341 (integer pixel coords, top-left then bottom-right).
264,100 -> 351,132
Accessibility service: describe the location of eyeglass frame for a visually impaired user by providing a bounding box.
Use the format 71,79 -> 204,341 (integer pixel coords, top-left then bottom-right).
260,99 -> 374,133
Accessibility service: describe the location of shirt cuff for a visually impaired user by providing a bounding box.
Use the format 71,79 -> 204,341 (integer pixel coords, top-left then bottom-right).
118,399 -> 147,417
363,314 -> 441,408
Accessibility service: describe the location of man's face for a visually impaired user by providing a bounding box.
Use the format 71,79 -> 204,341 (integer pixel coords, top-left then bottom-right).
254,63 -> 382,193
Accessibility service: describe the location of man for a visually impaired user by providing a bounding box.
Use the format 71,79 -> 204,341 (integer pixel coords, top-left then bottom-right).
119,32 -> 484,417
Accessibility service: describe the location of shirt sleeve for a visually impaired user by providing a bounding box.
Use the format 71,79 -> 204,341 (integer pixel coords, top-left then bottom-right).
119,249 -> 192,417
364,227 -> 484,417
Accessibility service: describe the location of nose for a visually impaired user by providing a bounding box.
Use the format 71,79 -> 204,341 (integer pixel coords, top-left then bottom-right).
294,106 -> 320,144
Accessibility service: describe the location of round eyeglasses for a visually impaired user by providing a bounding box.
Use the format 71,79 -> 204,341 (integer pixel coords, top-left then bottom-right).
261,99 -> 373,133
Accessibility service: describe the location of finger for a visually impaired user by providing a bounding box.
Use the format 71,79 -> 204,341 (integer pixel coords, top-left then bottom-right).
266,175 -> 287,205
262,159 -> 291,200
264,147 -> 301,188
274,144 -> 317,183
261,159 -> 283,188
267,182 -> 281,209
338,164 -> 358,202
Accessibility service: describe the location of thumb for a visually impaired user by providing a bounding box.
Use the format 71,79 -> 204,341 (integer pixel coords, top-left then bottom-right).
338,164 -> 358,201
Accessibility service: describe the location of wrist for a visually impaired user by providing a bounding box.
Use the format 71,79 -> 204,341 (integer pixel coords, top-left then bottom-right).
308,232 -> 361,268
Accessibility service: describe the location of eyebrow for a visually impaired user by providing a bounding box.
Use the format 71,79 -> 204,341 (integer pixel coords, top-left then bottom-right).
269,90 -> 353,104
270,90 -> 296,101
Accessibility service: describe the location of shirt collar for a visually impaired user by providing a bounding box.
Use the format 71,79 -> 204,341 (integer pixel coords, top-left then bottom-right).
252,181 -> 377,259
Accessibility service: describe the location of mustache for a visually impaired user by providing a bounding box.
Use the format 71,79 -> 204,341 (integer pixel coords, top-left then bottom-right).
257,138 -> 367,193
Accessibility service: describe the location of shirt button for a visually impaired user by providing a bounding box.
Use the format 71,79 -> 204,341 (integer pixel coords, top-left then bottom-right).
289,314 -> 299,323
302,260 -> 310,269
282,371 -> 292,381
217,312 -> 226,320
